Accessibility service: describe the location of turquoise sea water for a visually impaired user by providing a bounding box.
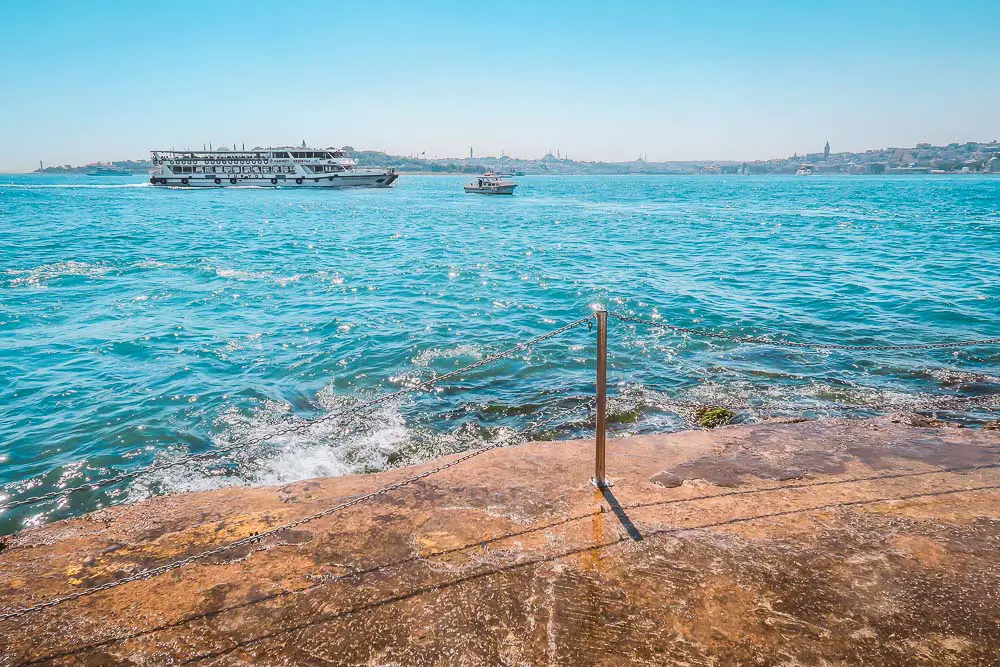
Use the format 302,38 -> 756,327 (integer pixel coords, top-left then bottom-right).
1,174 -> 998,533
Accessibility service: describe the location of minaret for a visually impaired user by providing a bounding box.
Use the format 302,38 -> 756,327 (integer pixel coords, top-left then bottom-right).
824,141 -> 830,161
470,146 -> 473,159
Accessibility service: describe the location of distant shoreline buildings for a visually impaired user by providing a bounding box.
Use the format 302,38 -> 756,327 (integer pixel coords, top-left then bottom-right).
707,140 -> 1000,176
32,140 -> 1000,176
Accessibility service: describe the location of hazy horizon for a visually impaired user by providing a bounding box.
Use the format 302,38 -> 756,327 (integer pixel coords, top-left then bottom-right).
2,1 -> 999,172
15,137 -> 1000,174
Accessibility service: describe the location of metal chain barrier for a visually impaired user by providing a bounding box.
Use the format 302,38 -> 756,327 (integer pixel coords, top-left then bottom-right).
0,399 -> 593,623
1,305 -> 996,623
656,392 -> 1000,413
610,311 -> 1000,351
0,315 -> 595,513
610,310 -> 998,418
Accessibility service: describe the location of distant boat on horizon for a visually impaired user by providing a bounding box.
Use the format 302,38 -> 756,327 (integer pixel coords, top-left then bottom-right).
494,155 -> 525,178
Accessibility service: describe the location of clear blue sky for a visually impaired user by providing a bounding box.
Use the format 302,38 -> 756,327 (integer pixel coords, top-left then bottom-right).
1,1 -> 998,171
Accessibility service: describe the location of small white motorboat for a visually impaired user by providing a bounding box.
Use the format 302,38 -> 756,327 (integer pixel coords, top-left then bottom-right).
464,172 -> 517,195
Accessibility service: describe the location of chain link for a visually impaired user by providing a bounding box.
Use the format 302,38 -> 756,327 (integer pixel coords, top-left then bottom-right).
0,315 -> 595,513
610,312 -> 1000,351
0,399 -> 592,623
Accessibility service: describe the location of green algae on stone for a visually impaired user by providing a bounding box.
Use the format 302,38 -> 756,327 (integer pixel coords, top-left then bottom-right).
695,406 -> 736,428
608,409 -> 640,425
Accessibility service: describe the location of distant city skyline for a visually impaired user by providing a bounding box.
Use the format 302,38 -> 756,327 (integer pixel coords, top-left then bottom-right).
2,1 -> 999,172
36,137 -> 1000,177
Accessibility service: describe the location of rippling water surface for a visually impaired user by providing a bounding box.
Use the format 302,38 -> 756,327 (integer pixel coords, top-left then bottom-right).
1,174 -> 998,531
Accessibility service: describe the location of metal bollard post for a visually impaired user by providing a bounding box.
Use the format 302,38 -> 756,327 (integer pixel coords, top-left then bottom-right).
592,310 -> 610,488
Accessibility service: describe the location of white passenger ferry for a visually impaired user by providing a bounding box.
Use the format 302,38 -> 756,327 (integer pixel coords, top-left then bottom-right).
149,146 -> 397,188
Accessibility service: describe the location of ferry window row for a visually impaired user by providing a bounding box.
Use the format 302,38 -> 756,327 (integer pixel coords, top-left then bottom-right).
172,165 -> 298,174
290,152 -> 331,159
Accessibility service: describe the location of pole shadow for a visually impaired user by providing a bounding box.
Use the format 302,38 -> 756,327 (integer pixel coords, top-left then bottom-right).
600,486 -> 643,541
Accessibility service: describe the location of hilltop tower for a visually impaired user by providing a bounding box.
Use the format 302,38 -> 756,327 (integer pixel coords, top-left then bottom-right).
824,141 -> 831,161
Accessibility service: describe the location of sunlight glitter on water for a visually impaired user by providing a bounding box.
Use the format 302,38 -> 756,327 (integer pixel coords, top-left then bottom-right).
1,173 -> 998,531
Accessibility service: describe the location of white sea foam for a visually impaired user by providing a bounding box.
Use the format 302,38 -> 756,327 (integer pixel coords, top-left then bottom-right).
699,380 -> 920,416
926,368 -> 1000,386
412,344 -> 484,367
204,266 -> 342,287
606,379 -> 926,434
274,273 -> 306,286
219,332 -> 263,359
214,267 -> 270,281
126,395 -> 412,500
5,261 -> 111,287
131,259 -> 179,270
321,271 -> 346,286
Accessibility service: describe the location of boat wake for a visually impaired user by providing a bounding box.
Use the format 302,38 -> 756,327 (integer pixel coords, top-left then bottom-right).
0,182 -> 150,189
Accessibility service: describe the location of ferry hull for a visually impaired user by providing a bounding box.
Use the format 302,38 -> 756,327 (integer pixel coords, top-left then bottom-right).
150,172 -> 397,188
